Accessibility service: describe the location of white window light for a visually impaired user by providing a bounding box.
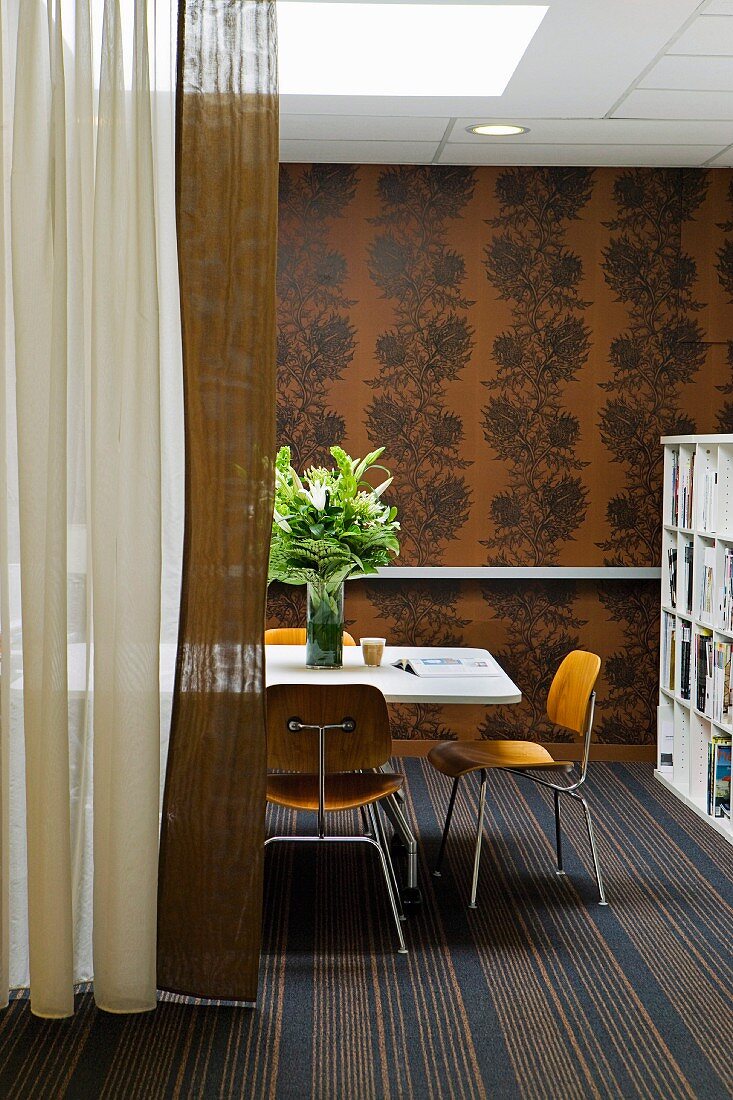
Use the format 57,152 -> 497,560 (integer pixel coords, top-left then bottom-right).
278,3 -> 548,97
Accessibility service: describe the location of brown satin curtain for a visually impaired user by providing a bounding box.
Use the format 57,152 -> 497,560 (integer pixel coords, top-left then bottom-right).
157,0 -> 278,1000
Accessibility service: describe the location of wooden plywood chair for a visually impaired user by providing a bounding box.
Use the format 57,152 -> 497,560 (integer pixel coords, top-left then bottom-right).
265,627 -> 357,646
265,682 -> 407,953
428,651 -> 607,908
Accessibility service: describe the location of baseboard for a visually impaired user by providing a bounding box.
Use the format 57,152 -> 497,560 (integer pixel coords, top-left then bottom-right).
392,739 -> 656,762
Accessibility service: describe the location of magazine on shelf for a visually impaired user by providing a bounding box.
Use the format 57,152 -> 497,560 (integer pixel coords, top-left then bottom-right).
670,450 -> 679,526
667,547 -> 677,608
678,452 -> 695,528
722,546 -> 733,631
680,626 -> 690,701
707,737 -> 731,817
699,546 -> 715,622
713,641 -> 732,724
658,704 -> 674,771
394,656 -> 501,678
661,613 -> 676,693
699,468 -> 717,532
695,630 -> 713,716
684,542 -> 694,614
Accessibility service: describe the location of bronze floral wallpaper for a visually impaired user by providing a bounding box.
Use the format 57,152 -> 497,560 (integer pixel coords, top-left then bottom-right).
269,165 -> 733,746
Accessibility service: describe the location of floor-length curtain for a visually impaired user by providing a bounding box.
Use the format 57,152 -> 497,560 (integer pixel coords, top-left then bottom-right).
156,0 -> 278,1001
0,0 -> 183,1017
0,0 -> 11,1009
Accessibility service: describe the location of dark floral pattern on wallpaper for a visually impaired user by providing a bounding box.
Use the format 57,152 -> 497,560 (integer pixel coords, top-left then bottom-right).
276,165 -> 358,469
366,166 -> 476,566
716,179 -> 733,432
482,167 -> 593,566
366,581 -> 470,740
599,169 -> 707,564
478,169 -> 593,739
266,582 -> 305,630
595,584 -> 658,744
598,170 -> 708,744
363,167 -> 476,684
479,583 -> 585,742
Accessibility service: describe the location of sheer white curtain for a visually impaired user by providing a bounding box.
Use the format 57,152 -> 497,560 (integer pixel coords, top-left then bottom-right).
0,0 -> 183,1017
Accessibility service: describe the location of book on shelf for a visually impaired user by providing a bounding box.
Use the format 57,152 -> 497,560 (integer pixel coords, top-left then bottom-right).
698,546 -> 715,622
678,452 -> 695,528
713,641 -> 733,725
684,543 -> 694,614
667,547 -> 677,607
680,622 -> 692,701
721,547 -> 733,632
670,450 -> 679,526
661,613 -> 676,693
699,468 -> 717,532
707,736 -> 731,818
394,656 -> 500,677
658,704 -> 674,771
696,630 -> 713,716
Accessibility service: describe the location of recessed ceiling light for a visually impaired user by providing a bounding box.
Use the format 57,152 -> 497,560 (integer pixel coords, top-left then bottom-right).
278,4 -> 548,97
468,124 -> 530,137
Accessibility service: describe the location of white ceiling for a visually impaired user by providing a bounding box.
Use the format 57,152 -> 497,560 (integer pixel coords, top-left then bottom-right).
279,0 -> 733,166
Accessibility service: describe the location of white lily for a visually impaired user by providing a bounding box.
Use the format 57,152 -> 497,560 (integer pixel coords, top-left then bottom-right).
373,476 -> 393,498
304,482 -> 328,511
273,509 -> 292,532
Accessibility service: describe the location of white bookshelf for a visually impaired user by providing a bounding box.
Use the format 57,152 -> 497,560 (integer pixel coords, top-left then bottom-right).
657,435 -> 733,844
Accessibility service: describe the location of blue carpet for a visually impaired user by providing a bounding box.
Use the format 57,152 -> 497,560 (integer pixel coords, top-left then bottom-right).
0,761 -> 731,1099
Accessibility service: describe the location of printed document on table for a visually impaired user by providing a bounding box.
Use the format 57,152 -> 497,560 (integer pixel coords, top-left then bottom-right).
395,656 -> 502,678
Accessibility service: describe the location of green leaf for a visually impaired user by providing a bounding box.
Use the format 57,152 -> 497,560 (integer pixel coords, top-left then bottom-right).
353,447 -> 385,482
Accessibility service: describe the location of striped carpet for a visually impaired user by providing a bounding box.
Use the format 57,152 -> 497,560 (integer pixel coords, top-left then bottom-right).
1,761 -> 732,1099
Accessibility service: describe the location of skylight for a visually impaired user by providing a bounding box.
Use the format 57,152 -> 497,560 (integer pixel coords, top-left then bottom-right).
278,2 -> 548,97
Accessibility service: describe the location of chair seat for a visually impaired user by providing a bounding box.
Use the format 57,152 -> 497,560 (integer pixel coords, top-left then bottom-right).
427,739 -> 574,779
267,771 -> 404,811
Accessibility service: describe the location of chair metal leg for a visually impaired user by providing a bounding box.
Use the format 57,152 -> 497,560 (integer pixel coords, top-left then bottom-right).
382,792 -> 419,891
369,803 -> 405,921
579,795 -> 608,906
469,770 -> 487,909
266,833 -> 408,953
370,832 -> 408,953
433,776 -> 460,878
554,788 -> 565,875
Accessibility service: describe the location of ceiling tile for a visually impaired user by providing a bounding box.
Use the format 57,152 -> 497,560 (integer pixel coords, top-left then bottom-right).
667,13 -> 733,54
451,118 -> 733,144
438,144 -> 724,167
279,115 -> 449,142
614,89 -> 733,119
705,1 -> 733,13
641,54 -> 733,90
279,140 -> 437,164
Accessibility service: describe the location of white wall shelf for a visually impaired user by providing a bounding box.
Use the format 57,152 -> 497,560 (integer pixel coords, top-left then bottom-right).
658,435 -> 733,845
374,566 -> 660,580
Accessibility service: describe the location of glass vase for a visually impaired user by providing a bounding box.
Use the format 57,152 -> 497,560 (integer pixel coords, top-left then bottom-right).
306,580 -> 344,669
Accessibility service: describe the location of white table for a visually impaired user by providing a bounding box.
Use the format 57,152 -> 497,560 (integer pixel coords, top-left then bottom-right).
265,645 -> 521,705
265,645 -> 521,906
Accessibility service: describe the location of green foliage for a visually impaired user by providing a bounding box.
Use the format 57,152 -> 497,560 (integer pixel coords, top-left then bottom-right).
266,445 -> 400,591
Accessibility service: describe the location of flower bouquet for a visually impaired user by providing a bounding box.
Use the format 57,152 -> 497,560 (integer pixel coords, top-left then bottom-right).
268,445 -> 400,667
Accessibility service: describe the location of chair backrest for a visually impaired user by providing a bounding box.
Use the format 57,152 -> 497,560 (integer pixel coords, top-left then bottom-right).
546,650 -> 601,738
266,682 -> 391,772
265,627 -> 357,646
